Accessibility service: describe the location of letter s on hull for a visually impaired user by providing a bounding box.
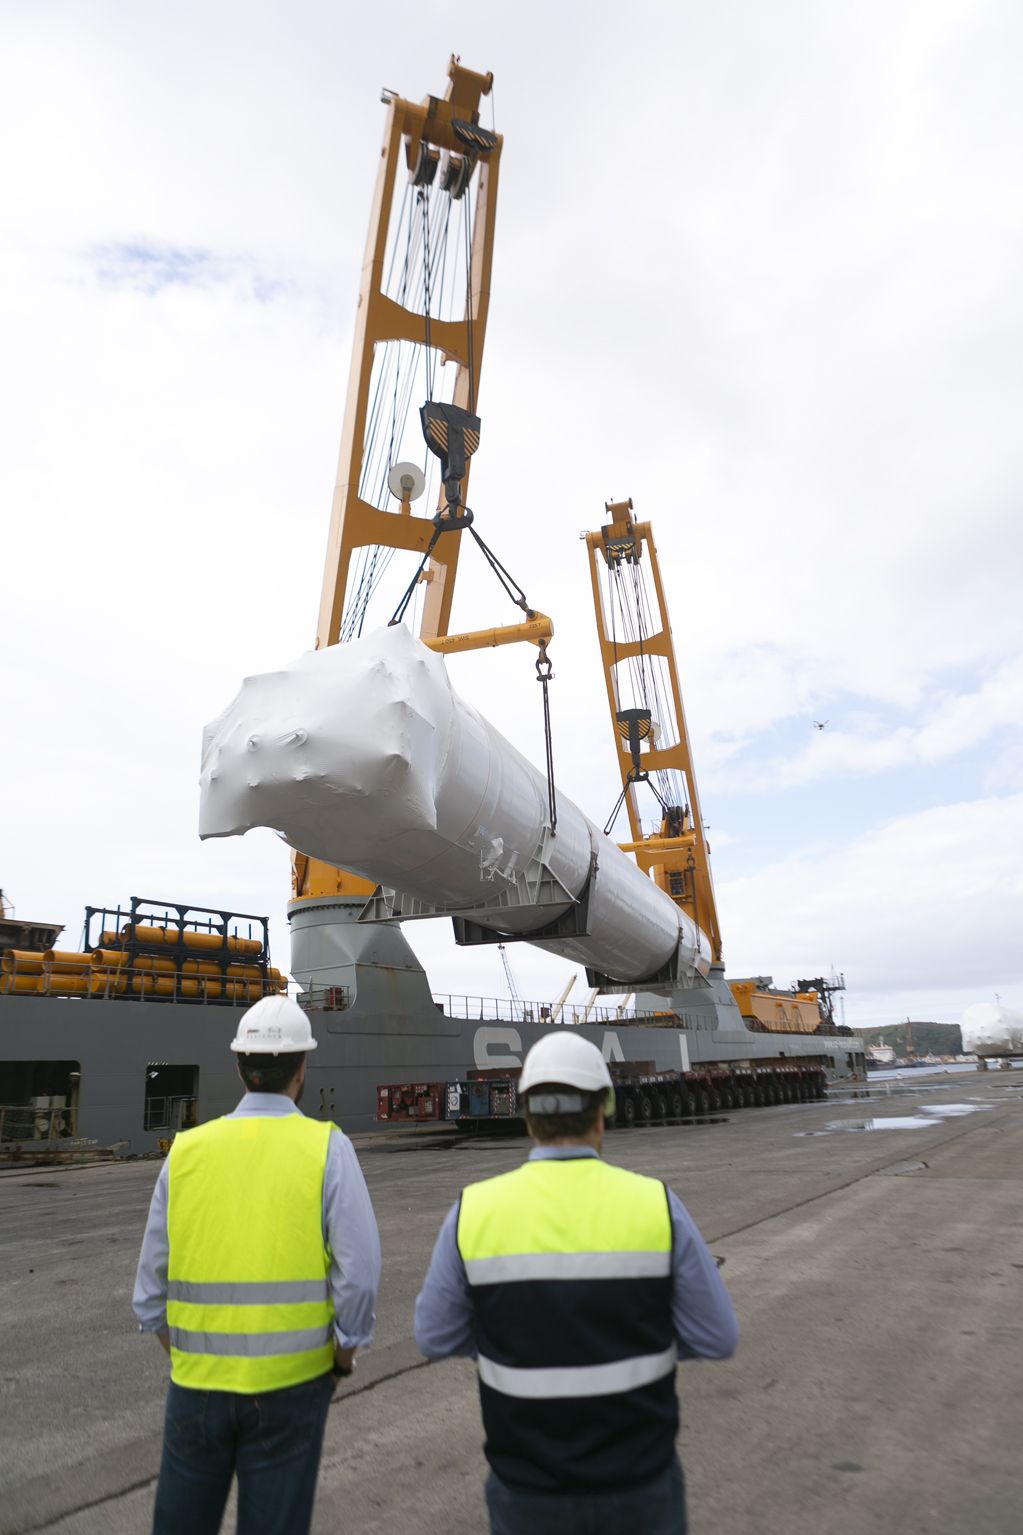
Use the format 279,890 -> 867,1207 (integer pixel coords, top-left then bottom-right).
474,1026 -> 523,1070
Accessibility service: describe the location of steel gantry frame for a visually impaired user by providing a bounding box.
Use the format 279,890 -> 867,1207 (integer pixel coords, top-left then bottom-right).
584,499 -> 724,965
293,57 -> 525,907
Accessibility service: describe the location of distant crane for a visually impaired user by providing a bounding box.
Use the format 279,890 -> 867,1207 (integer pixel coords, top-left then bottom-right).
498,943 -> 522,1018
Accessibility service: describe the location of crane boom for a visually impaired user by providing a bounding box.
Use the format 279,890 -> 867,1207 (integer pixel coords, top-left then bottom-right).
293,57 -> 503,907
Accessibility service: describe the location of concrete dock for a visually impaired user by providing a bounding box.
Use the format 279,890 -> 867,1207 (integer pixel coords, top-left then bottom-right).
1,1072 -> 1020,1534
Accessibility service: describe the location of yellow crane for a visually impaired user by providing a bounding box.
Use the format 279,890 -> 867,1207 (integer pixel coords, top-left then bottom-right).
291,57 -> 551,916
585,498 -> 827,1033
584,498 -> 723,965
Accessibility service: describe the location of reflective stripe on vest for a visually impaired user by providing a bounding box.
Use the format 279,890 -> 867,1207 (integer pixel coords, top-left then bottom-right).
457,1157 -> 678,1491
167,1114 -> 334,1394
477,1343 -> 678,1399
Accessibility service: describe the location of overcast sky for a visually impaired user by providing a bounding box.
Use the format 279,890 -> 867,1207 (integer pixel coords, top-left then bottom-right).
2,0 -> 1021,1032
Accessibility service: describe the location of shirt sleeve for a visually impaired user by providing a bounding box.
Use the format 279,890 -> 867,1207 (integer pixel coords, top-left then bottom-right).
324,1129 -> 382,1349
414,1202 -> 477,1360
668,1186 -> 739,1360
132,1161 -> 170,1334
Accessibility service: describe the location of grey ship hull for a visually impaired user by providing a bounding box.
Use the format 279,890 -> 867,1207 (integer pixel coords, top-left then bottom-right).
0,978 -> 864,1152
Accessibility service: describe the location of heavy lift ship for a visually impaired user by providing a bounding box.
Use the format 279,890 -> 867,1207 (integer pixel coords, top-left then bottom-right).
0,58 -> 863,1156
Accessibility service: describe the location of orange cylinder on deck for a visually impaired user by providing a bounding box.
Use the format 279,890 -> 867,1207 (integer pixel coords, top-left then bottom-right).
44,950 -> 95,973
226,963 -> 262,979
2,974 -> 41,994
91,949 -> 130,969
44,973 -> 90,995
134,955 -> 176,974
131,975 -> 176,997
100,930 -> 123,948
122,924 -> 262,957
223,981 -> 263,1001
2,950 -> 46,975
89,972 -> 128,996
183,959 -> 224,977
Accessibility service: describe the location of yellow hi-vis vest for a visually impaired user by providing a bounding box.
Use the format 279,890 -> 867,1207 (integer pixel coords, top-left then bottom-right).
166,1114 -> 334,1393
458,1156 -> 677,1491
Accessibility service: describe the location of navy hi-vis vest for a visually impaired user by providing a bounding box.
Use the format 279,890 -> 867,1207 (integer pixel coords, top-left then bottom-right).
457,1155 -> 677,1491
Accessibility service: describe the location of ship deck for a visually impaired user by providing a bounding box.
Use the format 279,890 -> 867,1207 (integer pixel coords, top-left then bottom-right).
1,1068 -> 1019,1534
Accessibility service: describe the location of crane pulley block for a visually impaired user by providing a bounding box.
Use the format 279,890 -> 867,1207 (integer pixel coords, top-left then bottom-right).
420,401 -> 481,509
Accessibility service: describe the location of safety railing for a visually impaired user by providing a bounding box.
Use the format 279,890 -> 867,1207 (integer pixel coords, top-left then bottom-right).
428,992 -> 712,1030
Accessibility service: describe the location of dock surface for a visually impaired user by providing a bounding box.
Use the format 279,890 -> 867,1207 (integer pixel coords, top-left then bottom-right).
1,1072 -> 1020,1534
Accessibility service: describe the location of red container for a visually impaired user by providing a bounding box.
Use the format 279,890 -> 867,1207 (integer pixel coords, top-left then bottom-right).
376,1082 -> 445,1122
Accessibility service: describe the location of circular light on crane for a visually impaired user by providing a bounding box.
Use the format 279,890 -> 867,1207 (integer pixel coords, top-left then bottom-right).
387,462 -> 426,504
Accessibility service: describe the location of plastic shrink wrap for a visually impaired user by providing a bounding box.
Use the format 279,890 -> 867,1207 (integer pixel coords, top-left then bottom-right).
960,1003 -> 1023,1057
199,626 -> 711,985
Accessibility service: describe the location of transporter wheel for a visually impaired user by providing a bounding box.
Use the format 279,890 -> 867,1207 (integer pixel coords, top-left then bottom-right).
639,1092 -> 654,1124
620,1094 -> 637,1129
722,1085 -> 737,1111
753,1083 -> 765,1107
797,1080 -> 809,1102
669,1090 -> 684,1121
655,1092 -> 669,1122
743,1087 -> 756,1108
697,1088 -> 712,1116
764,1083 -> 777,1106
816,1077 -> 827,1099
682,1092 -> 697,1117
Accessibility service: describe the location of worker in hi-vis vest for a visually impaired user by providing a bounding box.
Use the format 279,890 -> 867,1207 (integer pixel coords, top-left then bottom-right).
133,995 -> 381,1535
415,1032 -> 738,1534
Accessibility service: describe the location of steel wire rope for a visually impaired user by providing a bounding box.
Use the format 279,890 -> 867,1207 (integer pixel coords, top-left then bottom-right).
462,182 -> 478,413
347,187 -> 440,639
373,198 -> 452,621
421,185 -> 434,404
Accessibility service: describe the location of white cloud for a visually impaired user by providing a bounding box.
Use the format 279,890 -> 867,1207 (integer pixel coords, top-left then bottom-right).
717,794 -> 1023,1025
1,1 -> 1020,1035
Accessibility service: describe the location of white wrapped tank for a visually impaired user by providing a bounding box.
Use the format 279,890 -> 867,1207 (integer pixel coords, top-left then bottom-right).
961,1003 -> 1023,1058
199,626 -> 711,985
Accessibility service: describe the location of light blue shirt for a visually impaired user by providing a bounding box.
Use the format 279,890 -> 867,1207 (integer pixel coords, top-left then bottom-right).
414,1144 -> 739,1362
132,1094 -> 381,1349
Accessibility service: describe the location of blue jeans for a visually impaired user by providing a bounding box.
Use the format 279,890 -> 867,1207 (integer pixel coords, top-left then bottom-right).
152,1374 -> 333,1535
485,1456 -> 687,1535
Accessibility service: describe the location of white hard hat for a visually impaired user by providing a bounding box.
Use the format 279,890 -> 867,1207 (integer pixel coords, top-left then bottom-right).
230,995 -> 318,1055
519,1032 -> 613,1095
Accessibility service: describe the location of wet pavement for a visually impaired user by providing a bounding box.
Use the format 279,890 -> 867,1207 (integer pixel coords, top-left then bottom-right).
2,1069 -> 1020,1534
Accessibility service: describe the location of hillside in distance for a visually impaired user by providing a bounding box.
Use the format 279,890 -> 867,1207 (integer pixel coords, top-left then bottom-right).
859,1021 -> 963,1056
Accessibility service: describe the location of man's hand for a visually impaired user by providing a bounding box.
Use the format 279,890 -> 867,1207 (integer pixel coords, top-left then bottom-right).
157,1330 -> 171,1356
332,1344 -> 356,1379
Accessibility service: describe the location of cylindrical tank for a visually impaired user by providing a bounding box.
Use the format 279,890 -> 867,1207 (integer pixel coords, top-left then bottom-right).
2,974 -> 41,994
121,924 -> 262,956
44,974 -> 90,995
90,949 -> 130,970
961,1003 -> 1023,1057
42,950 -> 93,972
89,972 -> 128,996
134,955 -> 176,974
2,950 -> 46,975
200,626 -> 711,985
131,976 -> 176,998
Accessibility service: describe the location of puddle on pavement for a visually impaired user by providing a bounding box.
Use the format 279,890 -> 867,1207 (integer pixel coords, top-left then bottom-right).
796,1103 -> 995,1136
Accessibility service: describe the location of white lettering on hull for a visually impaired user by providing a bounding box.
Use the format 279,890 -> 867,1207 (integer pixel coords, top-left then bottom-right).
474,1026 -> 523,1070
